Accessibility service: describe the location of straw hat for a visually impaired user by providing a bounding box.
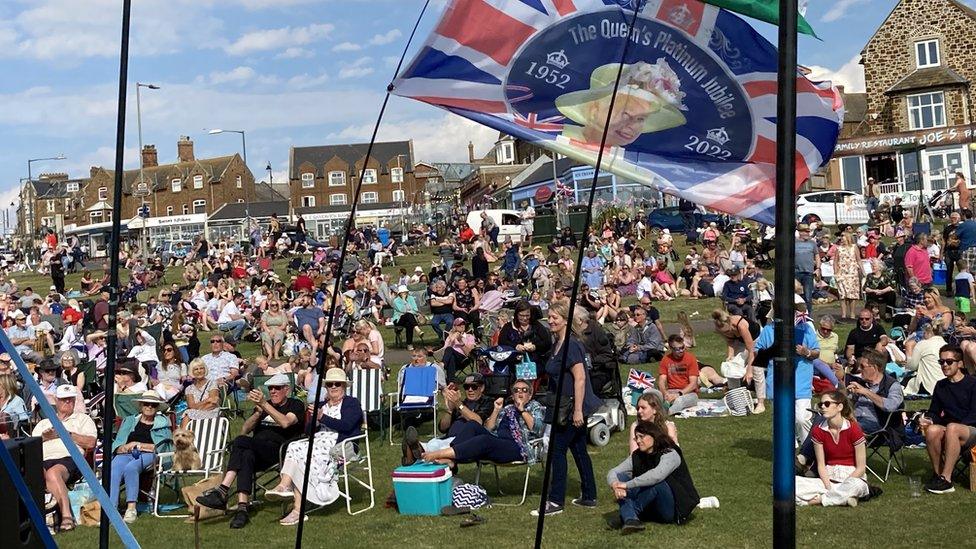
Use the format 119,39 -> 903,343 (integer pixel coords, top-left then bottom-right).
324,368 -> 349,385
133,390 -> 169,413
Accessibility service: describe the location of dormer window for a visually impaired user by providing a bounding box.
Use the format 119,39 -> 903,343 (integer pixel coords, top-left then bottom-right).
496,142 -> 514,164
915,39 -> 940,69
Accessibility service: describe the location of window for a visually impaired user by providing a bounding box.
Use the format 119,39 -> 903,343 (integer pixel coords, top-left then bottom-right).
192,199 -> 206,214
362,191 -> 378,204
47,200 -> 55,213
98,187 -> 108,200
302,173 -> 315,188
193,175 -> 203,189
328,171 -> 345,186
166,206 -> 173,216
915,39 -> 940,68
236,175 -> 242,189
496,142 -> 514,164
171,178 -> 181,192
362,169 -> 377,184
392,189 -> 405,203
391,167 -> 404,184
41,217 -> 53,227
89,211 -> 103,222
182,204 -> 189,215
330,193 -> 347,206
66,182 -> 79,193
907,92 -> 946,130
301,196 -> 316,207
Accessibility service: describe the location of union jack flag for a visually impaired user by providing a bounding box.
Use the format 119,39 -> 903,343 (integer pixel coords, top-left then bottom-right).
628,368 -> 654,390
392,0 -> 844,225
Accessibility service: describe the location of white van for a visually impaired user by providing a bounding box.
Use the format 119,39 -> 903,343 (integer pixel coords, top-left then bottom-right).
466,209 -> 525,244
796,190 -> 870,225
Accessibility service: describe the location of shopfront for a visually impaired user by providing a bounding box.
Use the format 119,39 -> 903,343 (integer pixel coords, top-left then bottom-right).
832,124 -> 976,207
64,221 -> 129,258
128,214 -> 207,249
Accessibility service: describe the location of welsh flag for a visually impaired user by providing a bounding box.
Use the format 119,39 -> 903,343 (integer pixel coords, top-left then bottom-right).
699,0 -> 817,36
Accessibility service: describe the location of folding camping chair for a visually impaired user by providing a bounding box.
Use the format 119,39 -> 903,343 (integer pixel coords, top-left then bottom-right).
473,437 -> 546,506
113,393 -> 142,422
864,410 -> 907,482
152,416 -> 230,517
388,366 -> 438,445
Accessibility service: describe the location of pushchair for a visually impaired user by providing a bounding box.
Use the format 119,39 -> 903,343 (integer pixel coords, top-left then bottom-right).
473,345 -> 519,399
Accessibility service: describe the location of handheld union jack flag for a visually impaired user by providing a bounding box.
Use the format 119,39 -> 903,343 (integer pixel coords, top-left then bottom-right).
392,0 -> 843,224
628,368 -> 654,390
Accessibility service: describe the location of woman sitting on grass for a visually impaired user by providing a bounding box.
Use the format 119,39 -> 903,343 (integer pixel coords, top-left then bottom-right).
607,421 -> 700,535
629,392 -> 678,451
795,390 -> 869,507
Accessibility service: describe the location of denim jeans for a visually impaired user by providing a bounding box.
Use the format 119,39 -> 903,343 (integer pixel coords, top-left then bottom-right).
796,271 -> 814,313
110,452 -> 155,504
218,319 -> 246,341
431,313 -> 454,340
616,472 -> 675,523
549,424 -> 596,505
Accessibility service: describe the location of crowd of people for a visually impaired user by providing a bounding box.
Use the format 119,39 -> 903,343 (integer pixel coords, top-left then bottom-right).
0,194 -> 974,537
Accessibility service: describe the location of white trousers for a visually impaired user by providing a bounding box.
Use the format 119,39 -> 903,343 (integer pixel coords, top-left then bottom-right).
795,465 -> 869,506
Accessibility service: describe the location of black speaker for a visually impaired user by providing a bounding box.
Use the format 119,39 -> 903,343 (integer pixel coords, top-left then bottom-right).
0,437 -> 45,549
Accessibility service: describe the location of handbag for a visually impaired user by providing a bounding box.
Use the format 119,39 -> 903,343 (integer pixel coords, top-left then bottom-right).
541,392 -> 575,427
181,476 -> 225,521
515,355 -> 537,380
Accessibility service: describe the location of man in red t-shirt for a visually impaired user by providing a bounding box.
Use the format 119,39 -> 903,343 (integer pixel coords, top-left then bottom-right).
291,268 -> 314,293
657,334 -> 700,415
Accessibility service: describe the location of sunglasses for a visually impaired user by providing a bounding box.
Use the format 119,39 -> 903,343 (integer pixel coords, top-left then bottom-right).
325,382 -> 344,388
164,348 -> 175,352
142,403 -> 160,408
512,387 -> 530,393
670,346 -> 685,352
818,401 -> 838,409
267,385 -> 286,391
858,316 -> 873,321
463,384 -> 481,390
938,358 -> 960,365
211,339 -> 223,343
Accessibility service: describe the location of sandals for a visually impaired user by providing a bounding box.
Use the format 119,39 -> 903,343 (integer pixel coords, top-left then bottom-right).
279,510 -> 308,526
60,516 -> 75,532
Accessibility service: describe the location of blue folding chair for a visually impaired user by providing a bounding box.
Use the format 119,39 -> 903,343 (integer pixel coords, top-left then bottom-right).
388,366 -> 438,445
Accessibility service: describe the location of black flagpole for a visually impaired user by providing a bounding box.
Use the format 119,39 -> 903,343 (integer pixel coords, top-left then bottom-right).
533,3 -> 644,548
292,2 -> 432,546
100,0 -> 132,546
773,0 -> 799,547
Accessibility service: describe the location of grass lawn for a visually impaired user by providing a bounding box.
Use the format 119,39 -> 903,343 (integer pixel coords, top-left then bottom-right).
36,239 -> 976,548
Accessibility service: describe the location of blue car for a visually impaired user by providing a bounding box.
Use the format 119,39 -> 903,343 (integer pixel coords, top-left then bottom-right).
646,206 -> 726,233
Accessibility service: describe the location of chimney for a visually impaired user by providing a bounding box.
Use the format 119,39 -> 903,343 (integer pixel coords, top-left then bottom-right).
141,145 -> 158,168
177,136 -> 194,163
468,141 -> 475,163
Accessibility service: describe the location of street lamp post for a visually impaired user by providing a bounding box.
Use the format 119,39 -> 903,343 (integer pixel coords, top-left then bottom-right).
208,129 -> 249,224
136,82 -> 160,259
395,154 -> 407,234
25,154 -> 67,258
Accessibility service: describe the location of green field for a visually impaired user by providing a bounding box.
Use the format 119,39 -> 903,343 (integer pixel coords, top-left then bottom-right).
35,244 -> 974,548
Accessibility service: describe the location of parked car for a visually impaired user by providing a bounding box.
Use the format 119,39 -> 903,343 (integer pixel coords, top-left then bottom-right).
465,209 -> 525,243
796,190 -> 869,225
158,240 -> 193,264
645,206 -> 726,232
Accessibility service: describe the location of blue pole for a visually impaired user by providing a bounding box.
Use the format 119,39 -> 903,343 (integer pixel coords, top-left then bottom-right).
773,0 -> 799,547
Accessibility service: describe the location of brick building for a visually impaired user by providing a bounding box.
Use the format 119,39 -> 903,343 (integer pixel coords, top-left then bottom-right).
288,140 -> 420,237
827,0 -> 976,204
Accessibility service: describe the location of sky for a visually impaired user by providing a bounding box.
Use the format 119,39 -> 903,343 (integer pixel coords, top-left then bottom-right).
0,0 -> 965,223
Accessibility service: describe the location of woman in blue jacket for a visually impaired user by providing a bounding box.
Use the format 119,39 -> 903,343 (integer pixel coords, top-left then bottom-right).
111,390 -> 173,523
265,368 -> 363,525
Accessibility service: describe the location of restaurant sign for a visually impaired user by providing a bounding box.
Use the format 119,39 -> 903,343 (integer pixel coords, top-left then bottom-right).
834,125 -> 976,156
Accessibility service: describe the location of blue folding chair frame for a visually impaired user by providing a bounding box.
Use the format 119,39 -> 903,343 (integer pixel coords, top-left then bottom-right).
388,366 -> 438,445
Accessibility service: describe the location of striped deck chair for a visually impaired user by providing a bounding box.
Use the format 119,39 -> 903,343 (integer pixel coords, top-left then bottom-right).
152,416 -> 230,517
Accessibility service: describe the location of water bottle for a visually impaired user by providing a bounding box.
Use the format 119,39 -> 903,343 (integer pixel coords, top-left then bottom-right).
698,496 -> 720,509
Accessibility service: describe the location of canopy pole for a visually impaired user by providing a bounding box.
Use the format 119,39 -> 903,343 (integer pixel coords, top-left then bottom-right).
101,0 -> 132,546
773,0 -> 799,547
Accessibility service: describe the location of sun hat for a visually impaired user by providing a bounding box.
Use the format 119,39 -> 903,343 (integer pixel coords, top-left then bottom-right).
8,310 -> 25,320
264,373 -> 291,387
133,390 -> 169,412
397,285 -> 409,294
324,368 -> 349,385
55,385 -> 79,400
116,361 -> 142,383
555,61 -> 686,135
343,290 -> 357,298
37,359 -> 60,372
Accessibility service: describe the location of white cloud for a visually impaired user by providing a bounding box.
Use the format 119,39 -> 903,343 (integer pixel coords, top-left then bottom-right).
328,109 -> 498,163
821,0 -> 870,22
806,55 -> 866,93
338,57 -> 374,79
276,47 -> 314,59
224,23 -> 334,56
287,72 -> 330,90
369,29 -> 402,46
209,66 -> 257,85
332,42 -> 363,52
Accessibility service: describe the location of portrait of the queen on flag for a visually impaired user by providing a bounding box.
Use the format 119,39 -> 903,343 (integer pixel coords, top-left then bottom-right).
393,0 -> 844,224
